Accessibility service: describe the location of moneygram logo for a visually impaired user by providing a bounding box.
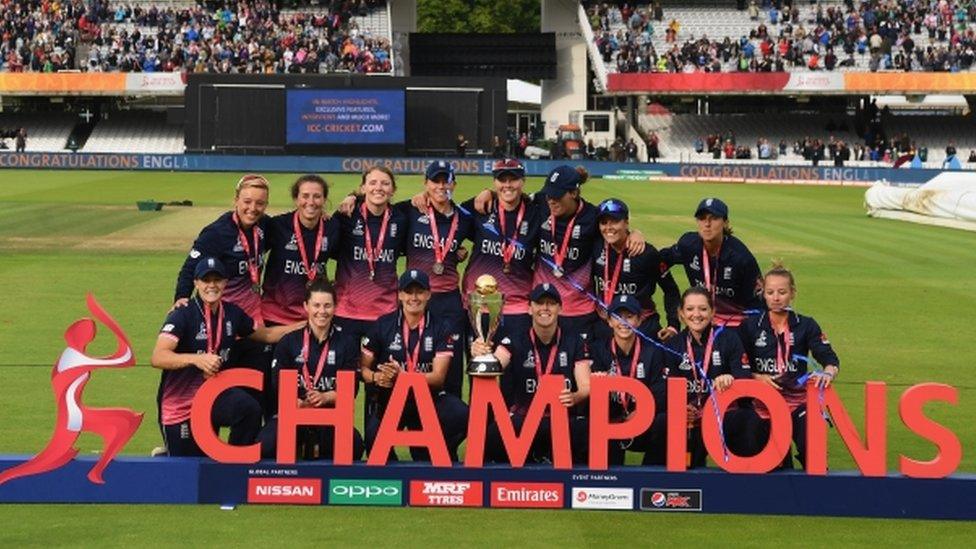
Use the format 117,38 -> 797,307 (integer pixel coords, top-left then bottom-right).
247,478 -> 321,504
639,488 -> 702,511
571,487 -> 633,510
409,480 -> 483,507
490,482 -> 564,508
329,479 -> 402,506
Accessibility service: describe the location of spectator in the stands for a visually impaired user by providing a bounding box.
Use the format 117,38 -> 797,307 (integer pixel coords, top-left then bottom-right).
625,138 -> 639,162
456,134 -> 468,158
647,131 -> 660,162
694,136 -> 704,154
15,127 -> 27,152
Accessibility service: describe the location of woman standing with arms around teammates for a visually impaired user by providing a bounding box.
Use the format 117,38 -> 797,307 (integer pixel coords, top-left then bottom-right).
592,197 -> 680,342
174,174 -> 271,324
660,198 -> 763,330
261,174 -> 340,326
739,263 -> 839,468
259,278 -> 365,461
401,161 -> 474,398
332,166 -> 408,344
664,287 -> 752,468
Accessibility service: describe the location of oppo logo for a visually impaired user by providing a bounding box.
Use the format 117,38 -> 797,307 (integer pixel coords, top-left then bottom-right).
333,485 -> 400,498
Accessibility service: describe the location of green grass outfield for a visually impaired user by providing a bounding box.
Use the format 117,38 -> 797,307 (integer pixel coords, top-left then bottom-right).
0,169 -> 974,545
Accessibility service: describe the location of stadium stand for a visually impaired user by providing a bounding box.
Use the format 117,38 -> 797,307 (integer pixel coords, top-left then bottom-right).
1,0 -> 392,74
0,114 -> 76,152
639,109 -> 976,167
82,111 -> 184,153
586,0 -> 976,74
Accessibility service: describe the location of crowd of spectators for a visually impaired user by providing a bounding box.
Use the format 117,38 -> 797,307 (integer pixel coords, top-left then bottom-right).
589,0 -> 976,74
1,0 -> 86,72
1,0 -> 392,74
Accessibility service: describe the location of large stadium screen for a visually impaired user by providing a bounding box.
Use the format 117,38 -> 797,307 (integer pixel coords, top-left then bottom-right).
285,89 -> 405,145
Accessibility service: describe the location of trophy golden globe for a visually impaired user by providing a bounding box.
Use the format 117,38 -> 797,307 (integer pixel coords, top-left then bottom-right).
467,274 -> 505,377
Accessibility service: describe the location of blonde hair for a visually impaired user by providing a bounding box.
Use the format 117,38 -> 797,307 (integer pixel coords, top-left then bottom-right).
764,260 -> 796,290
235,174 -> 270,197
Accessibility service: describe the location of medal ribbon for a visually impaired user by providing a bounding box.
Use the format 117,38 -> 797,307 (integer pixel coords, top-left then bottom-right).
232,212 -> 261,286
293,211 -> 325,282
686,328 -> 716,405
701,240 -> 722,304
549,200 -> 583,272
203,302 -> 224,355
530,328 -> 561,378
301,327 -> 331,393
427,205 -> 459,269
611,337 -> 641,410
602,242 -> 626,307
774,318 -> 792,376
401,314 -> 426,373
498,200 -> 525,270
360,203 -> 391,278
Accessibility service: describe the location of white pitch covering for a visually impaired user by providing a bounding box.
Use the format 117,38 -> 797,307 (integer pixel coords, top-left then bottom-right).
865,172 -> 976,231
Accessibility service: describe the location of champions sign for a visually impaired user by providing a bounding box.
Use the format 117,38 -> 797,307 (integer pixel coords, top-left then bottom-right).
0,298 -> 963,487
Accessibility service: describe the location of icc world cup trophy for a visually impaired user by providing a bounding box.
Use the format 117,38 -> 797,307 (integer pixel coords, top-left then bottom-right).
467,274 -> 505,376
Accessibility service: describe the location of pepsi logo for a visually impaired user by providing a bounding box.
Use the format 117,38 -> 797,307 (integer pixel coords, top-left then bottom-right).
650,492 -> 666,507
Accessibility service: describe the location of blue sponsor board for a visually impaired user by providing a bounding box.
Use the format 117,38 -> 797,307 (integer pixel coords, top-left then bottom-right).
0,151 -> 956,185
286,90 -> 405,145
1,455 -> 975,519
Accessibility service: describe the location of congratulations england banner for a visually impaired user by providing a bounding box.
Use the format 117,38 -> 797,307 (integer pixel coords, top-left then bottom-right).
0,152 -> 940,185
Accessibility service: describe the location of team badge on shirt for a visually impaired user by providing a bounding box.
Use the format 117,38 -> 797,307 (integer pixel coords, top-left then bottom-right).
755,331 -> 768,348
352,220 -> 364,236
285,234 -> 299,251
690,256 -> 700,271
195,323 -> 207,341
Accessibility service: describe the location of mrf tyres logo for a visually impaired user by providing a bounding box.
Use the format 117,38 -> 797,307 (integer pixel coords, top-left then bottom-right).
409,480 -> 483,507
0,294 -> 142,486
329,479 -> 402,506
490,482 -> 564,508
640,488 -> 702,511
248,478 -> 321,505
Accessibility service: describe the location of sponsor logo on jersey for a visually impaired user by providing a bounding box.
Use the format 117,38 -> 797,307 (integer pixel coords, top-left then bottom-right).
572,225 -> 581,239
623,258 -> 631,273
636,362 -> 645,378
390,223 -> 398,237
409,480 -> 483,507
490,482 -> 563,508
162,323 -> 175,333
329,479 -> 402,506
723,266 -> 732,280
712,351 -> 722,367
248,478 -> 321,505
639,488 -> 702,511
424,336 -> 433,352
571,487 -> 633,510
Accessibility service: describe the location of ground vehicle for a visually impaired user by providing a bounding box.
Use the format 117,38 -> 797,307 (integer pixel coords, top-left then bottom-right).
556,124 -> 585,159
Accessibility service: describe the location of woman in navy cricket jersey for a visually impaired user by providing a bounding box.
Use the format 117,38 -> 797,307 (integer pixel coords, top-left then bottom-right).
259,278 -> 364,461
174,174 -> 270,324
261,175 -> 340,326
471,283 -> 592,465
590,295 -> 668,465
738,263 -> 840,468
660,198 -> 763,330
664,287 -> 752,468
400,161 -> 475,398
360,270 -> 469,461
152,257 -> 299,457
332,166 -> 408,344
460,159 -> 541,338
591,198 -> 680,343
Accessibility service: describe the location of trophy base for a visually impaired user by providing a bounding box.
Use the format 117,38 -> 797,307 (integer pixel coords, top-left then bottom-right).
467,355 -> 504,377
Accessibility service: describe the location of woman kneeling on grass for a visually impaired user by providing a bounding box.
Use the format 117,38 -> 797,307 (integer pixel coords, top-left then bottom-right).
152,257 -> 300,457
